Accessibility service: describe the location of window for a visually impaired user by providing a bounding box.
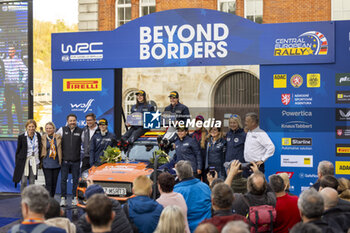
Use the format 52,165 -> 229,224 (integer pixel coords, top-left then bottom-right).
140,0 -> 156,17
245,0 -> 263,24
218,0 -> 236,14
116,0 -> 131,27
332,0 -> 350,20
125,90 -> 137,116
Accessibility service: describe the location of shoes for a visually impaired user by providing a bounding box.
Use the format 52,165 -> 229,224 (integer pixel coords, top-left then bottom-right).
72,197 -> 77,206
60,197 -> 66,207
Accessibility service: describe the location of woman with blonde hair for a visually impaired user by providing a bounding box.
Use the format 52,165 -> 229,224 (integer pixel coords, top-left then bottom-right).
154,205 -> 186,233
338,177 -> 350,202
41,122 -> 62,197
12,119 -> 42,191
225,114 -> 246,164
205,126 -> 226,179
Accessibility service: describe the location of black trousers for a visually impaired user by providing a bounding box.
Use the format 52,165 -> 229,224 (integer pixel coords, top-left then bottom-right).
43,167 -> 61,197
4,85 -> 23,132
121,126 -> 149,144
81,157 -> 91,173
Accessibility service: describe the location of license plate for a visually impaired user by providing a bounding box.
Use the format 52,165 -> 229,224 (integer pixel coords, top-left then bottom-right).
103,187 -> 127,196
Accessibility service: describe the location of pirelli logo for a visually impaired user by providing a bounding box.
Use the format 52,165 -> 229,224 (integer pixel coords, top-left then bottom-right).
336,144 -> 350,156
63,78 -> 102,92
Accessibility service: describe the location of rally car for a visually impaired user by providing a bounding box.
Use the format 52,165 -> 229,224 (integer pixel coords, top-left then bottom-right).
76,131 -> 174,207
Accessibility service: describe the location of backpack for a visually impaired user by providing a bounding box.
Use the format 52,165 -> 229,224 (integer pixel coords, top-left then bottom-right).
243,196 -> 276,233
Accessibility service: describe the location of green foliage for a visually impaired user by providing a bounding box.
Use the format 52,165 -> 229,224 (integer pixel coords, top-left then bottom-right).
100,146 -> 122,164
150,149 -> 170,166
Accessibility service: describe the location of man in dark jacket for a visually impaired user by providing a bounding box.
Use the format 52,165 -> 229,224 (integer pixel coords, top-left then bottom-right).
298,188 -> 335,233
320,187 -> 350,233
200,183 -> 248,232
311,160 -> 334,191
76,184 -> 133,233
56,113 -> 83,207
81,113 -> 99,172
124,175 -> 163,233
164,91 -> 190,123
89,118 -> 116,167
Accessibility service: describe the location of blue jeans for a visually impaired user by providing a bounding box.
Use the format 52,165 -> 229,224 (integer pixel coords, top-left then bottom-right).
61,161 -> 80,198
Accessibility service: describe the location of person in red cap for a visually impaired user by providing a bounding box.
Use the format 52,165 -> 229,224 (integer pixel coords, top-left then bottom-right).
121,90 -> 155,147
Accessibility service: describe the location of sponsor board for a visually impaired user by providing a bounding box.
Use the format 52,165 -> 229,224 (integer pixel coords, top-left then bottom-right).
335,73 -> 350,86
282,138 -> 312,146
336,108 -> 350,121
335,161 -> 350,175
336,126 -> 350,139
63,78 -> 102,92
274,31 -> 328,56
276,171 -> 294,179
307,73 -> 320,88
290,74 -> 303,88
336,91 -> 350,104
336,144 -> 350,156
281,155 -> 313,167
273,74 -> 287,88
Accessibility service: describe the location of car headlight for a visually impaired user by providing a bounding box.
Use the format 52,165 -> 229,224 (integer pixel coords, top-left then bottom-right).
81,170 -> 89,180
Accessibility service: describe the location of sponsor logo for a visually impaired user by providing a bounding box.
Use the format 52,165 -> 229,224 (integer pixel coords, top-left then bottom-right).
298,172 -> 318,179
336,126 -> 350,139
336,73 -> 350,86
70,99 -> 94,113
336,91 -> 350,104
273,74 -> 287,88
336,144 -> 350,156
140,24 -> 229,60
336,108 -> 350,121
143,111 -> 161,129
274,31 -> 328,56
290,74 -> 303,88
276,171 -> 294,179
63,78 -> 102,92
281,155 -> 313,167
307,73 -> 320,88
61,42 -> 103,62
282,138 -> 312,146
281,121 -> 312,129
335,161 -> 350,175
281,110 -> 312,117
281,94 -> 291,105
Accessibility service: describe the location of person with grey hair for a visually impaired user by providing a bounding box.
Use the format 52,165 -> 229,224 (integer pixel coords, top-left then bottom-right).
320,187 -> 350,233
174,160 -> 211,232
289,222 -> 322,233
243,112 -> 275,176
221,221 -> 250,233
8,184 -> 65,233
298,188 -> 335,233
311,160 -> 334,191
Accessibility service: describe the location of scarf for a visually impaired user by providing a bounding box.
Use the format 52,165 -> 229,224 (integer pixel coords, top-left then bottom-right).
47,134 -> 57,160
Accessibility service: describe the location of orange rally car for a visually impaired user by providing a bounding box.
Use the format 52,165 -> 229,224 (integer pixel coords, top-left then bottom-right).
76,131 -> 175,207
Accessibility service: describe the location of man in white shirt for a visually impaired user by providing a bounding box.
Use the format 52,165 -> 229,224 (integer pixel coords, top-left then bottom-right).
244,112 -> 275,175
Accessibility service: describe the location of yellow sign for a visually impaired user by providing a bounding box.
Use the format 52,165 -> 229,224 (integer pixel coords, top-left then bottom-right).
307,73 -> 321,88
336,161 -> 350,175
282,138 -> 291,146
63,78 -> 102,92
338,94 -> 344,99
337,147 -> 350,153
273,74 -> 287,88
304,158 -> 311,165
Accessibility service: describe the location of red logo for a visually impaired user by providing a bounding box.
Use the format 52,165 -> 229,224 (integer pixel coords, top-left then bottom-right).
281,94 -> 291,105
276,171 -> 294,179
337,129 -> 343,136
291,74 -> 303,88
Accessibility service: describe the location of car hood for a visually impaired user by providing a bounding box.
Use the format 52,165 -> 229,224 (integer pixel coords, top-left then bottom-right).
88,162 -> 154,182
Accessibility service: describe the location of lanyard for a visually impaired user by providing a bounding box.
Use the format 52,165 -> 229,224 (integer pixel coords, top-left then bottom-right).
28,133 -> 36,153
22,218 -> 44,224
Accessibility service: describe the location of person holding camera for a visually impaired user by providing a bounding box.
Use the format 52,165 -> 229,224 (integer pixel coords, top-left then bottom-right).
205,126 -> 226,180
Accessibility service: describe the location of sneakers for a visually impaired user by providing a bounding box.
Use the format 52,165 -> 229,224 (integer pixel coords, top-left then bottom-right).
60,197 -> 66,207
72,197 -> 77,206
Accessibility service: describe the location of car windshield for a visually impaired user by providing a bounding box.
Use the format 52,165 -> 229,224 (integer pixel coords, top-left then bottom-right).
128,143 -> 175,161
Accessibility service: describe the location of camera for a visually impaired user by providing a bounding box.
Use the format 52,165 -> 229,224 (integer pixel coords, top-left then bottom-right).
240,163 -> 252,170
157,136 -> 173,154
209,166 -> 216,177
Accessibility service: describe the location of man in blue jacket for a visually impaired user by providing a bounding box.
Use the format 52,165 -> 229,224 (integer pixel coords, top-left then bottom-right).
164,91 -> 190,123
90,118 -> 117,167
174,160 -> 211,233
124,175 -> 163,233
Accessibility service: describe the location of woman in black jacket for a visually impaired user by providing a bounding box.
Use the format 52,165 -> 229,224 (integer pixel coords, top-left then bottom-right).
12,119 -> 42,191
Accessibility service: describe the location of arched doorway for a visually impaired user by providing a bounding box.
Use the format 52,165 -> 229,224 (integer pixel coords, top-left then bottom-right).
214,71 -> 259,129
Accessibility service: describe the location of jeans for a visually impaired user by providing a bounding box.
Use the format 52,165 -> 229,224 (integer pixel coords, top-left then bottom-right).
20,165 -> 35,193
43,167 -> 60,197
61,161 -> 80,198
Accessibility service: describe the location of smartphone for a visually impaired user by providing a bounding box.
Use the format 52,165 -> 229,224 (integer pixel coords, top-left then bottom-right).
209,166 -> 216,177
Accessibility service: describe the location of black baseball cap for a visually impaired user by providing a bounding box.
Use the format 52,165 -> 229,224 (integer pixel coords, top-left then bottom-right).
169,91 -> 179,98
136,90 -> 146,97
99,118 -> 108,125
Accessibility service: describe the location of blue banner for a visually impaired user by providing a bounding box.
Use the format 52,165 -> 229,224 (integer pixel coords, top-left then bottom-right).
51,8 -> 334,70
260,21 -> 350,195
0,140 -> 19,193
52,69 -> 115,131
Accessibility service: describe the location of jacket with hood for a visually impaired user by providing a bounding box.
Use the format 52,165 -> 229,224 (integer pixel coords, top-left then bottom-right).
76,199 -> 132,233
45,217 -> 76,233
126,195 -> 163,233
